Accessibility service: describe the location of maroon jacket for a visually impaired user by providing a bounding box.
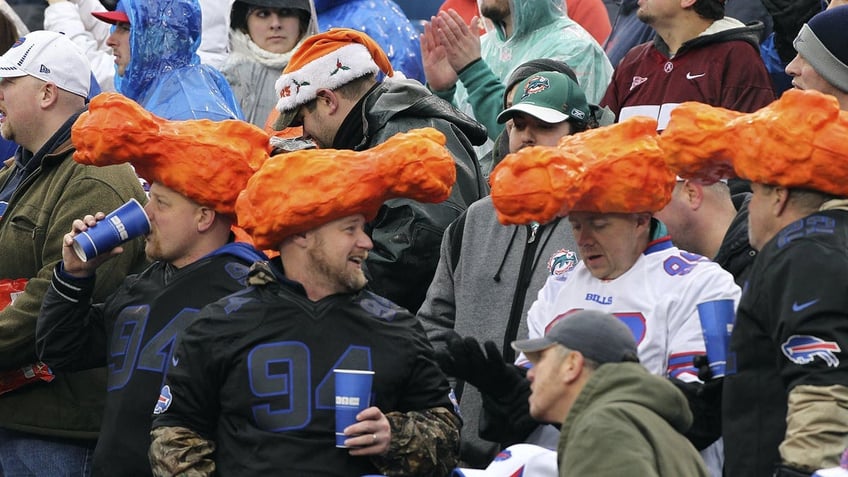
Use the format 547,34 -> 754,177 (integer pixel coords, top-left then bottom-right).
601,18 -> 775,129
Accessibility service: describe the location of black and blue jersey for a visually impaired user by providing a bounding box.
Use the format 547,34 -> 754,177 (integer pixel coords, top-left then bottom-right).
151,259 -> 457,476
37,242 -> 265,477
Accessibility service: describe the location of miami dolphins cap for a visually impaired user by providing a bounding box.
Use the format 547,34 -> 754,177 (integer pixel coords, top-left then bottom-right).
497,71 -> 591,126
0,31 -> 91,98
452,444 -> 558,477
511,310 -> 639,364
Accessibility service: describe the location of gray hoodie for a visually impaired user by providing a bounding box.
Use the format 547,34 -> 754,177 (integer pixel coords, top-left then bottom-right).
418,196 -> 579,466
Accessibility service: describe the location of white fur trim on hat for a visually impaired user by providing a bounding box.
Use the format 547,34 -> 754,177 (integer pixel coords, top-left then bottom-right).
275,43 -> 380,113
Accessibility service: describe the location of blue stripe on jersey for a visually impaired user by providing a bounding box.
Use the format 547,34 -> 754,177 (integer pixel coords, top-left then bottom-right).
667,352 -> 700,379
645,236 -> 674,255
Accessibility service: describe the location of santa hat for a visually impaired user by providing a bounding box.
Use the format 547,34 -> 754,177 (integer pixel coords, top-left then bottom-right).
72,93 -> 271,219
490,117 -> 674,225
660,89 -> 848,197
274,28 -> 393,128
236,128 -> 455,249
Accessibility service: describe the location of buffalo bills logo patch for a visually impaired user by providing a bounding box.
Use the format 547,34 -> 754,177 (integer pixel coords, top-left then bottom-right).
11,38 -> 24,48
153,385 -> 172,415
548,249 -> 577,278
782,335 -> 841,367
521,75 -> 550,99
358,292 -> 399,321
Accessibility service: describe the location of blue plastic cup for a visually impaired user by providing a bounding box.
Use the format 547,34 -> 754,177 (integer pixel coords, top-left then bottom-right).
72,198 -> 150,262
334,369 -> 374,448
696,299 -> 736,378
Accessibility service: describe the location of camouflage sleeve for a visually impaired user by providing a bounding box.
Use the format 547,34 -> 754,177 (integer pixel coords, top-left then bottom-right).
371,407 -> 461,477
149,426 -> 217,477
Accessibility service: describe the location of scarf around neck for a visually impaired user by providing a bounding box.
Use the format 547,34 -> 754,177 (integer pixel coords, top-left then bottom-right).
229,29 -> 303,70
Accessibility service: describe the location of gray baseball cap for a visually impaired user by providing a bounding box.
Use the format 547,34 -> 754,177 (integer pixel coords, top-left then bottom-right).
511,310 -> 638,364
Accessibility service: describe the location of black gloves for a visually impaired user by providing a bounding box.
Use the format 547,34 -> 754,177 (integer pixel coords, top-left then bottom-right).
478,380 -> 540,446
435,331 -> 542,445
435,331 -> 525,398
671,354 -> 724,450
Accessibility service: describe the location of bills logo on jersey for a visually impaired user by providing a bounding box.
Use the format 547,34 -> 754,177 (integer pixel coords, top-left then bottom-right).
782,335 -> 841,367
547,249 -> 578,278
153,385 -> 172,415
358,293 -> 400,321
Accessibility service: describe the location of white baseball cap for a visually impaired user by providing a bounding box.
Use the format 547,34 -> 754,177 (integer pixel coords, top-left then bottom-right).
0,30 -> 91,98
452,444 -> 558,477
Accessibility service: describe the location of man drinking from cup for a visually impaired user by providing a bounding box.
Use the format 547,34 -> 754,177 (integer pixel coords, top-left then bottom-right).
35,93 -> 269,477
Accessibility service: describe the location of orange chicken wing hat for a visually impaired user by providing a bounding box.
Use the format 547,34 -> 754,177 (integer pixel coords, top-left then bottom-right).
490,116 -> 675,225
72,93 -> 271,219
236,127 -> 456,249
660,89 -> 848,197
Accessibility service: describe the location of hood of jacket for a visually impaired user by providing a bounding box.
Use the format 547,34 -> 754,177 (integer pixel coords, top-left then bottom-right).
116,0 -> 201,101
208,241 -> 269,264
714,192 -> 755,286
654,17 -> 764,57
363,78 -> 488,147
488,0 -> 565,41
560,362 -> 693,447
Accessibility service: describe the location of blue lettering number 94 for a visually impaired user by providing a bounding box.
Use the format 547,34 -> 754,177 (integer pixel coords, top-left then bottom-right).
249,342 -> 312,432
247,343 -> 372,432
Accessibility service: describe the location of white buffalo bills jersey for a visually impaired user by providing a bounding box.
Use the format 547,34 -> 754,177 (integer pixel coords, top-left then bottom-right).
519,238 -> 741,381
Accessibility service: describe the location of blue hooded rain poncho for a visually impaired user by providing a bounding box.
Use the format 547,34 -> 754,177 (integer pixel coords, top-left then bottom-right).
115,0 -> 244,120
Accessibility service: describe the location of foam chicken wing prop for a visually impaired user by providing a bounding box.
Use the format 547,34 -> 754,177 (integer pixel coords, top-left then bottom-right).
661,89 -> 848,196
236,128 -> 456,250
72,93 -> 272,218
488,146 -> 586,226
490,117 -> 674,225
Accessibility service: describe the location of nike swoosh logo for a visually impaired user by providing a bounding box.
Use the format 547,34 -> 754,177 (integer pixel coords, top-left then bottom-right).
686,72 -> 705,79
792,299 -> 819,312
171,356 -> 179,366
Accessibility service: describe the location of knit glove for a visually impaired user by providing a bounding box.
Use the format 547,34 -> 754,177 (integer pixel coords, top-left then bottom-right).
478,378 -> 541,446
434,331 -> 525,399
